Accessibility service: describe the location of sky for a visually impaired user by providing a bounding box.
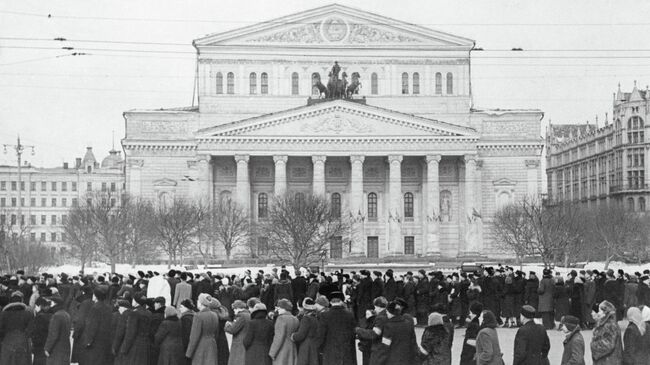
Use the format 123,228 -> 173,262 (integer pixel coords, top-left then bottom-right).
2,0 -> 650,167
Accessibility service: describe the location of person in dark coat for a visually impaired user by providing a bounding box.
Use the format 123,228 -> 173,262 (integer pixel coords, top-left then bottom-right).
568,273 -> 584,325
524,271 -> 540,311
0,294 -> 33,365
355,270 -> 373,325
512,305 -> 550,365
150,297 -> 167,365
554,277 -> 570,322
355,296 -> 388,365
207,299 -> 231,365
291,298 -> 320,365
318,292 -> 356,365
371,271 -> 384,300
560,315 -> 585,365
178,299 -> 195,365
415,271 -> 430,325
583,272 -> 597,328
501,272 -> 516,327
419,312 -> 451,365
82,288 -> 114,365
154,306 -> 185,365
623,307 -> 645,365
382,300 -> 418,365
119,292 -> 153,365
112,299 -> 132,365
537,269 -> 555,329
32,297 -> 54,365
273,273 -> 293,304
71,285 -> 93,363
402,275 -> 417,318
291,271 -> 307,311
44,296 -> 72,365
460,301 -> 483,365
242,302 -> 273,365
383,270 -> 397,302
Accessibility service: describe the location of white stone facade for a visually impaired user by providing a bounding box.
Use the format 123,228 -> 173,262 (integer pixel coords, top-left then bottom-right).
122,4 -> 543,259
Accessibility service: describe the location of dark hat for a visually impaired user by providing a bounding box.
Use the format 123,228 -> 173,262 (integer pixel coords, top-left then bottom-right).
405,271 -> 413,276
386,301 -> 402,316
542,268 -> 551,276
137,270 -> 145,278
117,299 -> 132,308
521,305 -> 536,319
168,270 -> 176,277
153,296 -> 165,305
251,303 -> 268,317
328,291 -> 345,302
372,296 -> 388,308
232,300 -> 246,310
93,288 -> 107,301
372,270 -> 382,277
469,301 -> 483,316
134,292 -> 148,306
111,276 -> 120,284
180,299 -> 196,311
529,271 -> 536,276
569,270 -> 577,277
418,269 -> 426,276
360,269 -> 370,276
561,315 -> 580,331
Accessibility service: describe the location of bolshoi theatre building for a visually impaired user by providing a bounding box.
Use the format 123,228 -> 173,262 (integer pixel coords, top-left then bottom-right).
122,4 -> 544,260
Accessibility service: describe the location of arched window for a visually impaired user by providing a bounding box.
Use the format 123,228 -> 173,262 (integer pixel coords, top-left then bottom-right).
412,73 -> 420,95
312,73 -> 321,95
295,192 -> 305,207
640,197 -> 646,211
261,72 -> 268,94
219,190 -> 232,202
216,72 -> 223,94
628,197 -> 636,211
227,72 -> 235,94
446,72 -> 453,94
249,72 -> 257,94
291,72 -> 299,95
435,72 -> 442,95
371,73 -> 378,95
401,72 -> 409,94
258,193 -> 268,219
331,193 -> 341,218
404,192 -> 414,218
368,193 -> 378,220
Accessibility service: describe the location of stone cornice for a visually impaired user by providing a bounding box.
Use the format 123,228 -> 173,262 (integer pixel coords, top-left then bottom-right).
122,141 -> 197,151
198,136 -> 479,144
476,142 -> 544,151
198,58 -> 469,66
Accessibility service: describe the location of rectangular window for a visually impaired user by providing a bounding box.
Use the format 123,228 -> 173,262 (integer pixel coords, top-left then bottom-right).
62,198 -> 67,207
10,214 -> 16,225
72,198 -> 78,207
110,182 -> 116,192
404,236 -> 415,255
72,182 -> 77,192
20,181 -> 25,191
11,198 -> 16,207
257,237 -> 268,256
51,215 -> 56,225
110,198 -> 116,207
367,236 -> 379,258
40,233 -> 46,242
30,182 -> 36,191
30,215 -> 36,225
62,214 -> 67,225
41,215 -> 46,225
51,182 -> 57,191
41,198 -> 46,207
41,181 -> 47,191
20,198 -> 24,207
62,182 -> 67,191
101,182 -> 107,192
330,236 -> 343,259
11,181 -> 16,191
0,215 -> 4,225
51,233 -> 57,242
0,181 -> 5,190
51,198 -> 56,207
0,198 -> 4,207
30,233 -> 36,242
87,182 -> 92,191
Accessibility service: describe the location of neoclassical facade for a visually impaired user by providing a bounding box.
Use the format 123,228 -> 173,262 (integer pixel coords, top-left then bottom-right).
122,4 -> 544,259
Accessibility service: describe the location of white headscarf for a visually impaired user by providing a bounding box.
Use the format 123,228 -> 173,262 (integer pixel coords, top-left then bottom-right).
641,306 -> 650,322
628,307 -> 646,336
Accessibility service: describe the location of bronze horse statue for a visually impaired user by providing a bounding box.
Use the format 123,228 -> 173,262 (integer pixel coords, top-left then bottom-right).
312,76 -> 328,98
346,72 -> 361,98
327,71 -> 348,99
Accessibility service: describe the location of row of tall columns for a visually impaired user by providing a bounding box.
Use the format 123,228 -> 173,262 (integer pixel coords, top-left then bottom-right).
425,155 -> 441,256
387,155 -> 403,255
349,155 -> 365,256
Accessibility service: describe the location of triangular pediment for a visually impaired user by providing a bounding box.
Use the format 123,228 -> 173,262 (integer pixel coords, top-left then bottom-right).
153,178 -> 178,187
196,100 -> 477,139
493,178 -> 517,186
194,4 -> 474,48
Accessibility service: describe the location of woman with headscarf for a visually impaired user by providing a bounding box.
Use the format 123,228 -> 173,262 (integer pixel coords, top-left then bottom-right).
623,307 -> 645,365
591,300 -> 623,365
185,293 -> 220,365
154,306 -> 185,365
205,296 -> 230,365
243,302 -> 274,365
291,298 -> 320,365
640,306 -> 650,363
475,309 -> 504,365
419,312 -> 451,365
269,298 -> 298,365
178,299 -> 196,365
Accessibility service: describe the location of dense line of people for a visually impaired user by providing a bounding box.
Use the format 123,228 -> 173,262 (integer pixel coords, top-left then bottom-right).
0,265 -> 649,364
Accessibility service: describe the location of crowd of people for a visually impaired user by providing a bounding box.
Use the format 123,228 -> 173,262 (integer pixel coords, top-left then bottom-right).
0,264 -> 649,365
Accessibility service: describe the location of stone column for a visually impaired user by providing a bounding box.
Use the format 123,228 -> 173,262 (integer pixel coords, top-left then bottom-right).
312,155 -> 326,196
388,155 -> 403,255
235,155 -> 250,212
526,160 -> 540,197
425,155 -> 441,256
273,155 -> 288,196
349,155 -> 365,256
461,154 -> 482,256
193,155 -> 212,202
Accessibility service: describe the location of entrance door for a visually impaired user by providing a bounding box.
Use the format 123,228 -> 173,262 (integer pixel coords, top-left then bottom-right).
330,236 -> 342,259
367,236 -> 379,258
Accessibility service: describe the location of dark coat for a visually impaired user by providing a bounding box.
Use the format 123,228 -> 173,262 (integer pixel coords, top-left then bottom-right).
225,309 -> 250,365
0,302 -> 33,365
291,312 -> 319,365
242,309 -> 273,365
81,300 -> 114,365
524,276 -> 540,310
537,276 -> 555,313
32,307 -> 54,365
154,316 -> 185,365
44,308 -> 71,365
460,316 -> 480,365
403,280 -> 416,317
180,311 -> 194,361
384,277 -> 397,301
112,309 -> 130,365
274,279 -> 293,304
215,309 -> 230,365
185,309 -> 219,365
561,327 -> 585,365
420,324 -> 451,365
291,276 -> 308,307
415,277 -> 430,313
591,312 -> 623,365
371,277 -> 384,300
383,314 -> 418,365
318,305 -> 356,365
150,306 -> 166,365
623,322 -> 644,365
71,296 -> 93,363
513,320 -> 550,365
356,277 -> 373,317
554,282 -> 570,321
120,305 -> 153,365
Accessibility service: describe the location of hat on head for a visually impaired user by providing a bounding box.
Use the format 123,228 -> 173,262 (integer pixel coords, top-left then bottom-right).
197,293 -> 213,308
599,300 -> 616,314
133,292 -> 148,306
93,288 -> 107,301
470,301 -> 484,316
521,305 -> 536,319
302,298 -> 316,311
276,298 -> 293,312
372,296 -> 388,308
153,296 -> 166,305
232,300 -> 246,310
428,312 -> 444,326
386,301 -> 402,316
561,315 -> 580,331
180,299 -> 196,311
251,302 -> 268,316
164,306 -> 178,318
117,299 -> 132,308
315,296 -> 330,308
328,291 -> 345,302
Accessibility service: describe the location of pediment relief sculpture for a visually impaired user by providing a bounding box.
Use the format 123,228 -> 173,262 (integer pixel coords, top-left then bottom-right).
300,113 -> 373,134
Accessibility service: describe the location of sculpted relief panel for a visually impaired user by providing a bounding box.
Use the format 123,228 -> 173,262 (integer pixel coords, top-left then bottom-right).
300,114 -> 374,134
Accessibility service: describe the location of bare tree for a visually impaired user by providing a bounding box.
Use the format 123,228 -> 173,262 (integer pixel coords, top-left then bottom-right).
153,197 -> 201,268
492,201 -> 535,266
586,202 -> 645,270
84,191 -> 129,273
256,193 -> 349,269
121,195 -> 157,265
202,197 -> 250,261
0,208 -> 55,273
64,203 -> 99,272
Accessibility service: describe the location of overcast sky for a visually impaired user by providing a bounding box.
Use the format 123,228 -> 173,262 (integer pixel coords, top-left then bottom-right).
2,0 -> 650,167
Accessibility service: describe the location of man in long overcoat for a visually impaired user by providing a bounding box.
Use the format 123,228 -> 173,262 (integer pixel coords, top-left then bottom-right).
44,297 -> 72,365
81,288 -> 113,365
119,293 -> 153,365
318,292 -> 356,365
356,270 -> 373,325
537,269 -> 556,329
512,305 -> 550,365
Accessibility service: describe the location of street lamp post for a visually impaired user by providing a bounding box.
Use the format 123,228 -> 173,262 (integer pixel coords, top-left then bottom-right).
3,136 -> 35,226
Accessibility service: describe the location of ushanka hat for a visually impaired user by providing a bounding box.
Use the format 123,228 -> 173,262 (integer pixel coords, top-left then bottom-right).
302,298 -> 316,311
521,305 -> 536,319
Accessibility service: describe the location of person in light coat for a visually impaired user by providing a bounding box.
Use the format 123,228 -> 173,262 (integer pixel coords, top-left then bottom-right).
591,300 -> 623,365
173,273 -> 192,309
475,310 -> 504,365
224,300 -> 250,365
185,293 -> 220,365
269,298 -> 299,365
147,274 -> 172,307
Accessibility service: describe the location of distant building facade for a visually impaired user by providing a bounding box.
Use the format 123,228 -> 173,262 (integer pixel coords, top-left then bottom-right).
0,147 -> 124,254
546,84 -> 650,211
122,4 -> 544,259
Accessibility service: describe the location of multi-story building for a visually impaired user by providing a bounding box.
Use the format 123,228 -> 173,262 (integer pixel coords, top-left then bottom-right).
546,83 -> 650,211
122,4 -> 544,260
0,147 -> 124,255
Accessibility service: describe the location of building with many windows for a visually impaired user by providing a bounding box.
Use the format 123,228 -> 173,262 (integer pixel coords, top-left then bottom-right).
546,83 -> 650,211
0,147 -> 124,255
122,4 -> 544,260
